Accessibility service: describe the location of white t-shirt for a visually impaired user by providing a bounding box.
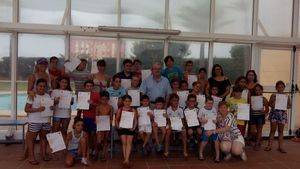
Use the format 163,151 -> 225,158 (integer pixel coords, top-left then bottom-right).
51,89 -> 72,118
167,106 -> 184,118
198,107 -> 217,128
26,94 -> 51,123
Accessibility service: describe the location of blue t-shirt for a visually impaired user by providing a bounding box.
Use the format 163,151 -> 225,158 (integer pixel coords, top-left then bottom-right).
107,86 -> 126,98
161,66 -> 183,82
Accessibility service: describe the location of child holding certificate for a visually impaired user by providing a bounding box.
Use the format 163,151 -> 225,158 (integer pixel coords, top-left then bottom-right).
65,117 -> 89,167
234,76 -> 250,102
24,79 -> 53,165
115,95 -> 138,168
165,94 -> 188,158
249,84 -> 269,150
95,91 -> 113,161
210,86 -> 222,111
137,95 -> 153,155
180,80 -> 189,91
191,81 -> 206,109
51,76 -> 73,138
152,97 -> 167,153
265,81 -> 291,153
107,75 -> 127,109
171,78 -> 180,94
226,86 -> 247,136
198,96 -> 219,162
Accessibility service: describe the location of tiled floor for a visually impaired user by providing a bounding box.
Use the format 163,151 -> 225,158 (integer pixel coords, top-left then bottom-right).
1,140 -> 300,169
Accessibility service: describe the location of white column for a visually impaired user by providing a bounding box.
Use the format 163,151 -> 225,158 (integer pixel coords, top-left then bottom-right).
11,33 -> 18,120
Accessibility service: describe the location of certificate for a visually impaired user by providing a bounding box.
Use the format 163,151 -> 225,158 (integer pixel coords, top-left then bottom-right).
275,94 -> 288,111
46,131 -> 66,153
170,117 -> 183,131
109,97 -> 119,113
137,107 -> 151,125
91,60 -> 98,74
40,97 -> 54,117
188,75 -> 198,89
204,119 -> 216,130
141,69 -> 151,81
242,90 -> 249,101
96,115 -> 110,131
77,92 -> 90,110
237,103 -> 250,121
197,94 -> 206,109
121,79 -> 131,90
119,111 -> 134,129
154,109 -> 167,127
64,58 -> 81,72
184,109 -> 200,127
251,96 -> 263,111
212,95 -> 222,110
128,89 -> 140,107
177,91 -> 189,108
59,90 -> 73,109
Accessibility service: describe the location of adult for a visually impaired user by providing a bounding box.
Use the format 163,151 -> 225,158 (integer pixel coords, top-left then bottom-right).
183,60 -> 194,81
67,58 -> 90,94
91,59 -> 111,92
246,70 -> 258,91
207,64 -> 231,99
116,59 -> 133,80
140,62 -> 172,103
132,59 -> 142,80
48,56 -> 64,89
161,55 -> 183,82
197,68 -> 209,95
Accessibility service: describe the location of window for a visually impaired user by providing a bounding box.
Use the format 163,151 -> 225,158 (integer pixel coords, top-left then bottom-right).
70,36 -> 117,76
0,0 -> 12,22
169,0 -> 210,33
121,0 -> 164,29
71,0 -> 117,26
258,0 -> 293,37
213,43 -> 251,82
121,39 -> 164,70
168,41 -> 209,72
215,0 -> 252,35
19,0 -> 66,24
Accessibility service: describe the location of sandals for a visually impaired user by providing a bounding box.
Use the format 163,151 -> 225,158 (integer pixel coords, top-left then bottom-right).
198,154 -> 205,161
28,160 -> 39,165
264,146 -> 272,151
214,159 -> 220,163
163,152 -> 169,159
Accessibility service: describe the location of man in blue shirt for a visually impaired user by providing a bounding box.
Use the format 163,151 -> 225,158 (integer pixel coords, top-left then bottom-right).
140,62 -> 172,102
161,55 -> 183,82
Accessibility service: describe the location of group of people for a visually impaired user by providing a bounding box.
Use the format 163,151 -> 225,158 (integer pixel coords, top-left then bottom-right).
22,55 -> 291,168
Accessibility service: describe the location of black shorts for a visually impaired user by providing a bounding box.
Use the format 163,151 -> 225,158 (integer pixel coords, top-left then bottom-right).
117,129 -> 135,136
249,114 -> 265,125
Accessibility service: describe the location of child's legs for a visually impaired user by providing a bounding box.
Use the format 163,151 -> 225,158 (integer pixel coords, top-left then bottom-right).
220,141 -> 232,154
187,128 -> 193,139
39,129 -> 50,157
102,132 -> 109,157
78,136 -> 88,158
65,153 -> 75,167
139,132 -> 146,146
125,135 -> 133,162
278,123 -> 285,149
160,127 -> 166,144
61,118 -> 70,136
26,131 -> 38,160
268,122 -> 278,146
214,140 -> 220,159
144,133 -> 151,146
181,130 -> 187,154
152,125 -> 159,144
164,129 -> 172,153
120,135 -> 127,159
52,118 -> 61,133
256,124 -> 263,143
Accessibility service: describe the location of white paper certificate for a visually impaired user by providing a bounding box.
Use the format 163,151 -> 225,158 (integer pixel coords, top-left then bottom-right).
77,92 -> 90,110
154,109 -> 167,127
212,95 -> 222,110
64,58 -> 81,72
251,96 -> 263,111
96,115 -> 110,131
275,94 -> 288,111
197,94 -> 206,109
177,91 -> 189,108
128,89 -> 140,107
141,69 -> 151,81
91,60 -> 98,74
188,75 -> 198,89
40,97 -> 54,117
170,117 -> 183,131
58,90 -> 72,109
121,79 -> 131,90
109,97 -> 119,113
242,89 -> 248,101
137,107 -> 151,125
184,109 -> 200,127
119,111 -> 134,129
237,103 -> 250,121
203,113 -> 217,130
46,131 -> 66,153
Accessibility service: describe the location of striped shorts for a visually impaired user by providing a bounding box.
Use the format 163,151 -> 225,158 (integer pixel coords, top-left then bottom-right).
28,123 -> 52,132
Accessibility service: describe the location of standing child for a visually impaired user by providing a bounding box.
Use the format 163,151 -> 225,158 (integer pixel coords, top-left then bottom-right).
234,76 -> 250,102
210,86 -> 222,111
191,81 -> 206,109
137,95 -> 153,155
165,94 -> 188,158
115,95 -> 138,167
24,78 -> 52,165
107,75 -> 127,110
265,81 -> 291,153
65,117 -> 89,167
95,91 -> 113,161
198,96 -> 219,162
171,78 -> 180,94
183,60 -> 194,82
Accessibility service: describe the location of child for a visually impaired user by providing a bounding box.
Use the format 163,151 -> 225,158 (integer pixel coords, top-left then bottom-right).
198,96 -> 219,162
115,95 -> 138,167
152,97 -> 167,153
197,68 -> 208,95
227,86 -> 247,136
210,86 -> 222,111
265,81 -> 291,153
107,75 -> 127,110
137,95 -> 153,155
129,74 -> 141,90
165,93 -> 188,158
234,76 -> 250,102
191,81 -> 206,109
51,76 -> 73,139
65,117 -> 89,167
183,60 -> 194,81
180,80 -> 189,91
95,91 -> 113,161
184,94 -> 202,153
24,78 -> 52,165
162,55 -> 183,82
171,78 -> 180,94
249,84 -> 269,150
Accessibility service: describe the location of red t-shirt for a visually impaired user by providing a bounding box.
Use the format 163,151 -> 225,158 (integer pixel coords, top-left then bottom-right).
83,92 -> 100,119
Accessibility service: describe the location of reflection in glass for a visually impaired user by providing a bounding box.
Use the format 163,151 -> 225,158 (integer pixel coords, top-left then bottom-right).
0,0 -> 12,22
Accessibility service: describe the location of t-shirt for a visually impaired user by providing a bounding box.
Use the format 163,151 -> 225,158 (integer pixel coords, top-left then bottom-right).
82,92 -> 100,119
51,89 -> 72,118
166,106 -> 184,118
26,94 -> 52,123
226,97 -> 247,125
116,71 -> 132,79
107,86 -> 127,98
217,113 -> 242,141
208,77 -> 231,97
161,66 -> 183,82
198,107 -> 217,128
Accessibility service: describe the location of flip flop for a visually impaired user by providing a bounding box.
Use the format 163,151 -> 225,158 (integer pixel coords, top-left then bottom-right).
28,160 -> 39,165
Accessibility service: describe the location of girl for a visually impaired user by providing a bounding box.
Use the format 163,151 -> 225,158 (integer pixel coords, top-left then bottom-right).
165,94 -> 188,158
191,81 -> 206,109
24,78 -> 52,165
197,68 -> 209,95
180,80 -> 189,91
265,81 -> 291,153
216,101 -> 247,161
115,95 -> 138,167
234,76 -> 250,102
171,78 -> 180,94
162,55 -> 183,82
92,59 -> 111,92
51,76 -> 73,139
246,70 -> 258,91
65,117 -> 89,167
210,86 -> 222,111
48,56 -> 64,89
250,84 -> 269,150
107,75 -> 127,110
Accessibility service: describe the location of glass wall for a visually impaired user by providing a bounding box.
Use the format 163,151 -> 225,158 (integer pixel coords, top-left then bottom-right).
0,0 -> 12,22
